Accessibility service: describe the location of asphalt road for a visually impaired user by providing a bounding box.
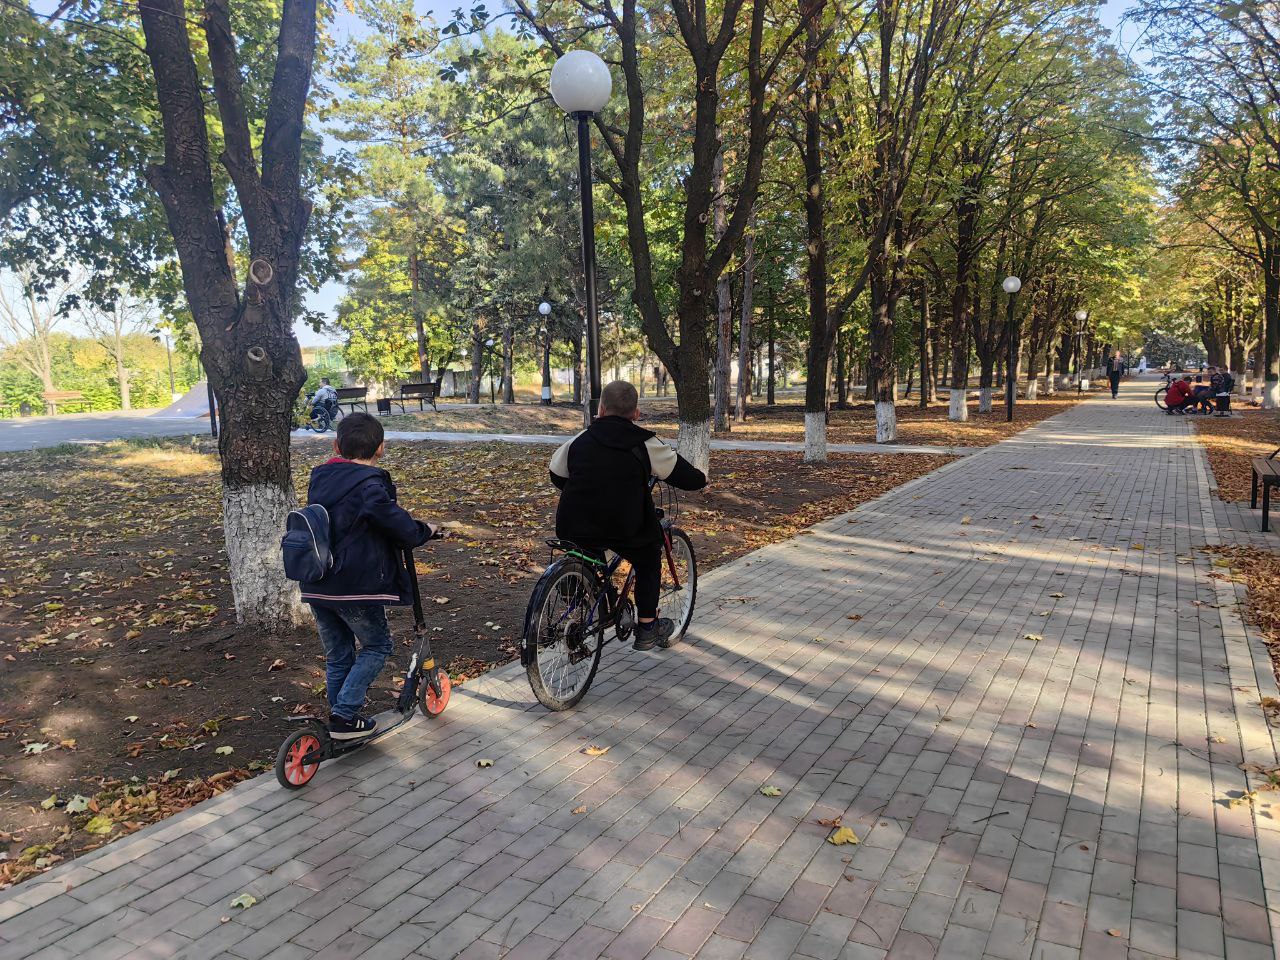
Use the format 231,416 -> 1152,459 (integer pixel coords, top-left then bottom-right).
0,412 -> 212,452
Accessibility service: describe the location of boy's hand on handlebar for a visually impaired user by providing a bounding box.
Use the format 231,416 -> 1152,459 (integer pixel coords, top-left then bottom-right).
428,523 -> 450,540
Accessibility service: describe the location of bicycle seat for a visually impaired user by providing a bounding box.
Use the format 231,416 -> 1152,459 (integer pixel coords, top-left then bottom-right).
545,539 -> 608,566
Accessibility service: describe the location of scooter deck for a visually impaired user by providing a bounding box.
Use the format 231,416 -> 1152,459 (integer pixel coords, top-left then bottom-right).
328,707 -> 415,755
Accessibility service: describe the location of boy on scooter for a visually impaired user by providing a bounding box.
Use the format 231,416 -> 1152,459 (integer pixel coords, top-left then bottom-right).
300,413 -> 438,739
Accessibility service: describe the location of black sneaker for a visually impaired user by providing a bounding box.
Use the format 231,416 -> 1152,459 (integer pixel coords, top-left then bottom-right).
634,618 -> 675,652
329,713 -> 378,740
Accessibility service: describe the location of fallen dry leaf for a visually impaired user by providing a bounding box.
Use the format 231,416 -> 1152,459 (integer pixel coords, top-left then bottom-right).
827,826 -> 859,846
582,745 -> 610,757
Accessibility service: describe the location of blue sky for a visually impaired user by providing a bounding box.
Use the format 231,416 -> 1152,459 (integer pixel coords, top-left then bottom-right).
298,0 -> 1143,345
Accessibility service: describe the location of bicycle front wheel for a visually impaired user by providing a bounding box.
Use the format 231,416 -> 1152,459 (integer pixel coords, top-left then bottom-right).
1154,387 -> 1168,410
661,528 -> 697,641
525,559 -> 605,711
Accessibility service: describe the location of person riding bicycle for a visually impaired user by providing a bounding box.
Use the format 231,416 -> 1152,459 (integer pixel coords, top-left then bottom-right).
313,378 -> 339,421
549,380 -> 707,651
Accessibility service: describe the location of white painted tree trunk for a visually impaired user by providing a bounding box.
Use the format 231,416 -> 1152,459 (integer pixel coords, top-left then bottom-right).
1044,375 -> 1056,396
875,401 -> 898,443
948,390 -> 968,422
677,420 -> 712,476
1026,378 -> 1038,400
1264,381 -> 1279,409
978,387 -> 993,413
223,484 -> 306,629
804,411 -> 827,463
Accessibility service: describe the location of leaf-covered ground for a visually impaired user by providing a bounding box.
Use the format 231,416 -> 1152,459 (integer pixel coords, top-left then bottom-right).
1204,546 -> 1280,707
382,392 -> 1091,447
1193,409 -> 1280,502
0,436 -> 947,886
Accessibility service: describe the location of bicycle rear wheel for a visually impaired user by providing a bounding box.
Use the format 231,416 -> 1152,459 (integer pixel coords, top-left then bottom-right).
525,559 -> 605,711
660,527 -> 697,641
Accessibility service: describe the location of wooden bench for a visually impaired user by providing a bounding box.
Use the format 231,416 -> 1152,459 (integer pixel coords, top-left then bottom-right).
42,390 -> 89,414
387,381 -> 440,413
334,386 -> 369,414
1250,448 -> 1280,532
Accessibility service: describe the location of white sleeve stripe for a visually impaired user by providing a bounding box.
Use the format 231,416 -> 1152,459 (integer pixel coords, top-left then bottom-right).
550,431 -> 584,478
645,437 -> 677,480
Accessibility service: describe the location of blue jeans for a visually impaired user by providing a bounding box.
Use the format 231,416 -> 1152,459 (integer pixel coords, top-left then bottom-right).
311,605 -> 393,720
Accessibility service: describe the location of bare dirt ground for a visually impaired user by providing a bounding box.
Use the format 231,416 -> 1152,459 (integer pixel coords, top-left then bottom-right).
0,436 -> 946,886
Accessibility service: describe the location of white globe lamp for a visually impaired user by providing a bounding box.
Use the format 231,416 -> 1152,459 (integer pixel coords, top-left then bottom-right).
1075,309 -> 1088,323
551,52 -> 611,424
550,51 -> 612,115
1002,276 -> 1022,295
539,301 -> 552,316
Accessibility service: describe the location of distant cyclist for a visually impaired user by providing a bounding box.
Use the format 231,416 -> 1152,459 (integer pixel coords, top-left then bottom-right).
313,378 -> 339,420
549,381 -> 706,651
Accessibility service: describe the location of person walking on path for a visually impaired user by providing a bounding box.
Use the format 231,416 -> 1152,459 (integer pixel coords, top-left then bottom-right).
1107,353 -> 1125,398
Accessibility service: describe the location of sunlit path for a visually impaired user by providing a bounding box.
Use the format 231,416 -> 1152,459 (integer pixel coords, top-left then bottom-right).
2,378 -> 1277,959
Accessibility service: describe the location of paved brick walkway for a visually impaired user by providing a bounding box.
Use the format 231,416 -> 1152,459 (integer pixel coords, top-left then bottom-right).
3,379 -> 1279,960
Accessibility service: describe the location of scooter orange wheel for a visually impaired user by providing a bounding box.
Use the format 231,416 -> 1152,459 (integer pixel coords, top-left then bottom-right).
422,670 -> 451,717
275,729 -> 323,789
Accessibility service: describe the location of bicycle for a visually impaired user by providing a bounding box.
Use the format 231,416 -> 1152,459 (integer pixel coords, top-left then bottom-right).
1154,372 -> 1174,410
297,392 -> 341,433
520,480 -> 697,711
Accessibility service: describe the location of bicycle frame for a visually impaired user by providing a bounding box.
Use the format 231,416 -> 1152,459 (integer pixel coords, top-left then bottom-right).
521,524 -> 682,667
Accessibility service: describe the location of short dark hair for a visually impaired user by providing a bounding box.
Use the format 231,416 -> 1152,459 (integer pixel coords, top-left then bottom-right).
321,377 -> 331,384
600,380 -> 639,417
336,412 -> 384,459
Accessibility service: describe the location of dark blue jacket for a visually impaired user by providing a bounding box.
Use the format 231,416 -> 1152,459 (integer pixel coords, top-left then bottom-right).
300,459 -> 432,608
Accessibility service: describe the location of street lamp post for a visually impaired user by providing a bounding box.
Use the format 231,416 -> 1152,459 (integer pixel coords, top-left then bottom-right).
539,301 -> 553,406
1002,275 -> 1022,422
1074,309 -> 1088,394
550,51 -> 611,425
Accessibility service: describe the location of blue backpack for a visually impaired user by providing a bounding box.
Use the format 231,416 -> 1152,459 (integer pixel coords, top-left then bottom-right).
281,504 -> 333,583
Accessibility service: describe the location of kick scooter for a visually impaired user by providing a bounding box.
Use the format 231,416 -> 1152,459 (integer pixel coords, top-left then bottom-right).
274,545 -> 452,789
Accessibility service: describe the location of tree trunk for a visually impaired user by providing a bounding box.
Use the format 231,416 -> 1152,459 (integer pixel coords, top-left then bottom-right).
468,330 -> 483,403
410,247 -> 429,376
501,326 -> 515,404
868,261 -> 899,441
801,16 -> 831,463
735,219 -> 755,423
918,286 -> 931,408
116,355 -> 132,411
1264,237 -> 1279,408
767,313 -> 776,405
572,328 -> 583,405
712,151 -> 732,434
140,0 -> 317,627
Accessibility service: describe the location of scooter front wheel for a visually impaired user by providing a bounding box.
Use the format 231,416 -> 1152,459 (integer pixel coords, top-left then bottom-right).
276,728 -> 325,789
421,669 -> 451,716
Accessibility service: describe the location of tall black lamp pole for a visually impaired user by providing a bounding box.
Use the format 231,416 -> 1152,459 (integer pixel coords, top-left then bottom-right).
551,51 -> 612,425
1003,275 -> 1022,422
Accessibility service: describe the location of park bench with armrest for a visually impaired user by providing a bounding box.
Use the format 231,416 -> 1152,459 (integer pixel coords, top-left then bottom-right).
334,386 -> 369,414
1250,448 -> 1280,532
42,390 -> 90,414
388,381 -> 440,413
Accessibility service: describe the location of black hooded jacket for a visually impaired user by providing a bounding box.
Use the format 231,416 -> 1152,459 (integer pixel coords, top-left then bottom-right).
300,458 -> 433,608
549,416 -> 707,550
